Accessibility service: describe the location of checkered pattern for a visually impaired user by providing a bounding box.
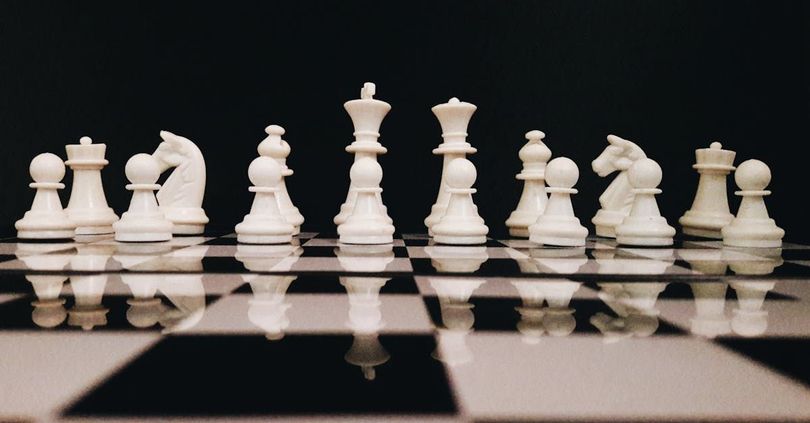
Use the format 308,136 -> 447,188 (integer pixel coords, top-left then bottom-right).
1,233 -> 809,422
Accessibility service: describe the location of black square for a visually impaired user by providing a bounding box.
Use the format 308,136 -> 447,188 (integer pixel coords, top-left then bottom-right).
410,257 -> 523,277
234,274 -> 419,294
718,338 -> 810,388
65,334 -> 457,417
0,273 -> 40,293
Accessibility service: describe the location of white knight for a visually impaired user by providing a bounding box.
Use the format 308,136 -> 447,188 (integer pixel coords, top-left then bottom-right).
152,130 -> 209,235
591,134 -> 647,238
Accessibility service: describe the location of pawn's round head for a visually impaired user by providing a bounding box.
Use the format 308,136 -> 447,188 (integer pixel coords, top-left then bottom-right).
525,129 -> 546,142
627,158 -> 663,189
265,124 -> 285,136
445,158 -> 477,189
545,157 -> 579,188
248,156 -> 283,188
30,153 -> 66,183
125,153 -> 161,184
349,158 -> 383,189
735,159 -> 771,191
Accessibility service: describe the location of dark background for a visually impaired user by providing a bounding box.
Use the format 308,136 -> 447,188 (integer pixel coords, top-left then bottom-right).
1,1 -> 808,239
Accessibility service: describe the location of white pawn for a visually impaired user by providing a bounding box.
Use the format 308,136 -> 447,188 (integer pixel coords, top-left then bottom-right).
506,130 -> 551,238
529,157 -> 587,246
432,158 -> 488,245
722,159 -> 784,248
338,158 -> 395,244
615,158 -> 676,246
236,157 -> 295,244
258,125 -> 305,235
16,153 -> 76,239
113,154 -> 173,242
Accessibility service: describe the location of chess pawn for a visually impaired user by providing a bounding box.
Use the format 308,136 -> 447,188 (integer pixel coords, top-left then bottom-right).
689,282 -> 731,338
506,130 -> 551,238
258,125 -> 305,235
679,142 -> 736,238
68,274 -> 109,331
335,82 -> 393,226
235,156 -> 295,244
65,136 -> 119,235
247,275 -> 294,341
29,275 -> 68,328
425,97 -> 478,235
529,157 -> 588,247
615,158 -> 676,246
15,153 -> 76,239
729,281 -> 774,337
338,158 -> 395,245
113,154 -> 173,242
722,159 -> 784,248
432,158 -> 489,245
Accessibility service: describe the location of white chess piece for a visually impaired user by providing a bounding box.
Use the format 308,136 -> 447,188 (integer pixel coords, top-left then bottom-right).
15,153 -> 76,239
506,130 -> 551,238
152,130 -> 209,235
679,142 -> 736,238
722,159 -> 784,248
334,82 -> 392,226
615,158 -> 676,246
67,273 -> 109,331
235,156 -> 295,244
591,134 -> 647,237
65,136 -> 119,235
529,157 -> 588,247
258,124 -> 305,235
432,158 -> 488,245
113,154 -> 173,242
338,158 -> 395,245
425,98 -> 478,235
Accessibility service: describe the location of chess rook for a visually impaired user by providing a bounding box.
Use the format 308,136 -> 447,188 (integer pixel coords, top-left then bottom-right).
64,136 -> 119,235
722,159 -> 784,248
432,158 -> 489,245
113,154 -> 173,242
334,82 -> 393,226
615,158 -> 676,246
258,124 -> 305,235
591,134 -> 647,238
15,153 -> 76,239
425,97 -> 478,236
235,156 -> 295,245
153,130 -> 209,235
338,158 -> 395,245
679,142 -> 736,239
506,130 -> 551,238
529,157 -> 588,247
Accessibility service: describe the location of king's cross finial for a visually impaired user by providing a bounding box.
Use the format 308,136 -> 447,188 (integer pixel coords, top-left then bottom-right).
361,82 -> 376,99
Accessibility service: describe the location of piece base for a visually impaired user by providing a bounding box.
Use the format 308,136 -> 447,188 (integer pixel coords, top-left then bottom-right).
75,225 -> 114,235
616,235 -> 674,246
114,231 -> 172,242
237,233 -> 293,245
723,237 -> 783,248
433,234 -> 487,245
339,234 -> 394,245
171,223 -> 205,235
17,229 -> 75,240
530,235 -> 586,247
682,226 -> 723,239
508,227 -> 530,238
594,225 -> 617,238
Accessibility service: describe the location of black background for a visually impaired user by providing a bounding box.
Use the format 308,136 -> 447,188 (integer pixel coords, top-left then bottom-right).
1,1 -> 808,239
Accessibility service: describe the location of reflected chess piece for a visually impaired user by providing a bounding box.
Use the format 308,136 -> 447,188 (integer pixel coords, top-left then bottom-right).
152,130 -> 209,235
29,275 -> 68,329
730,281 -> 776,337
591,282 -> 667,341
726,247 -> 783,276
335,82 -> 393,226
689,282 -> 731,338
68,274 -> 109,331
158,274 -> 207,334
506,130 -> 551,238
235,156 -> 295,244
258,124 -> 305,235
123,274 -> 164,329
527,247 -> 588,274
431,158 -> 489,245
236,243 -> 303,273
336,243 -> 395,272
64,136 -> 119,235
424,245 -> 489,273
429,277 -> 484,366
337,158 -> 395,245
722,159 -> 784,248
591,134 -> 647,238
114,154 -> 173,242
615,158 -> 675,246
425,97 -> 478,235
247,275 -> 295,341
679,142 -> 736,238
529,157 -> 588,246
342,276 -> 390,380
512,280 -> 580,344
16,152 -> 76,239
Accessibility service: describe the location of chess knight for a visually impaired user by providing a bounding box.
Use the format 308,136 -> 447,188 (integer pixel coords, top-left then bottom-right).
591,134 -> 647,238
152,130 -> 209,235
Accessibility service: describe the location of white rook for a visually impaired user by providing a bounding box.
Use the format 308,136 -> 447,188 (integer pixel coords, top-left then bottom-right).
65,136 -> 119,235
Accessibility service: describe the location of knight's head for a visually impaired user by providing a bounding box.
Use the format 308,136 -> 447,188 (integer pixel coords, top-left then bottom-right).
591,134 -> 646,176
153,130 -> 189,170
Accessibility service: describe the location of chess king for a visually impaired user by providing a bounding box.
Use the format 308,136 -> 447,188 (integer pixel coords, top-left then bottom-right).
591,134 -> 647,238
152,131 -> 209,235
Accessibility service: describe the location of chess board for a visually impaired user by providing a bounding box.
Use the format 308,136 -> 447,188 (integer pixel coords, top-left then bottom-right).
2,232 -> 810,422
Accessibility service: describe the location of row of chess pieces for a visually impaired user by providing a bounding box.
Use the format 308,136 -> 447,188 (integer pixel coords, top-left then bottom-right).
13,81 -> 784,249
